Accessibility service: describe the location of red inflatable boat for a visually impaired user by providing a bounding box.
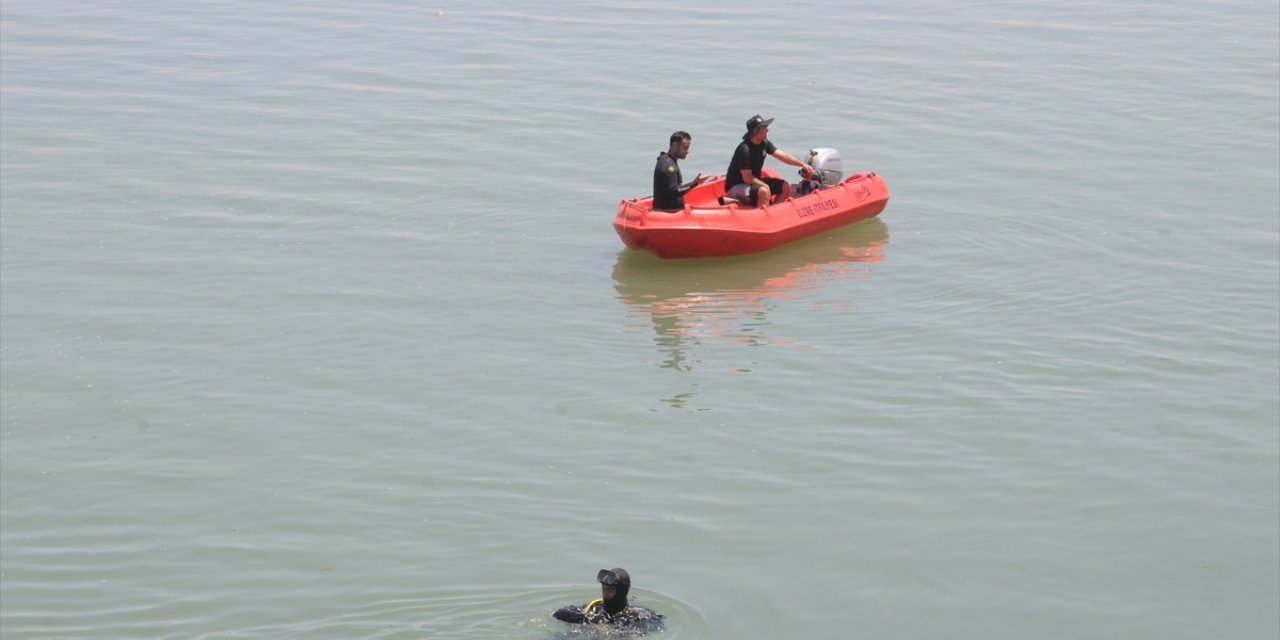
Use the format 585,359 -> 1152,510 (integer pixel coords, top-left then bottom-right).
613,149 -> 890,259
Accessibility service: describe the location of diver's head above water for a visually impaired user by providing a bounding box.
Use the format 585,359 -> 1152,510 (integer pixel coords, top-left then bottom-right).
552,566 -> 663,631
597,567 -> 631,613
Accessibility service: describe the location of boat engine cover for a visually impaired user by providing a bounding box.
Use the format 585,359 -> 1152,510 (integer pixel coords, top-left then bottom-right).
807,148 -> 843,186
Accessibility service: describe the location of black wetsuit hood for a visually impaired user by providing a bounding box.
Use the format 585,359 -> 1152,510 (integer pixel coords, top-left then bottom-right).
600,567 -> 631,614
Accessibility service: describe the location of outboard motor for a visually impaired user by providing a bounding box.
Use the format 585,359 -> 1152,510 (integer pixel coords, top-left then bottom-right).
795,147 -> 843,196
807,148 -> 843,186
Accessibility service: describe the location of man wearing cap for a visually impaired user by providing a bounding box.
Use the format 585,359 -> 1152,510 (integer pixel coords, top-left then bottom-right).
552,568 -> 665,632
653,131 -> 708,211
724,114 -> 815,207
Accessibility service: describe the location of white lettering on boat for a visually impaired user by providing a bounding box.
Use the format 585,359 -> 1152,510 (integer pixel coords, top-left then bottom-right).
796,198 -> 840,218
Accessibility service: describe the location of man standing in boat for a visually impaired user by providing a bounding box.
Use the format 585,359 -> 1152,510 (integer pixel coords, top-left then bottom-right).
652,131 -> 708,211
724,115 -> 814,207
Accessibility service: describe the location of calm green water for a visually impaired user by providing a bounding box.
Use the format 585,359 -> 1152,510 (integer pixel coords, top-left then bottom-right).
2,1 -> 1277,638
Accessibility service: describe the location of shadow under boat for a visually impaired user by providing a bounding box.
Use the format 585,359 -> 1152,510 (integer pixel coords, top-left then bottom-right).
613,217 -> 890,304
611,217 -> 891,367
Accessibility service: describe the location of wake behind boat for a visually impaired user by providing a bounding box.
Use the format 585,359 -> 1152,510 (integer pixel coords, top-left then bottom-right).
613,148 -> 890,259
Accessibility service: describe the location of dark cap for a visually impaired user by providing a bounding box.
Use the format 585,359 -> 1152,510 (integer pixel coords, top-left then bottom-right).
597,568 -> 631,586
746,114 -> 774,133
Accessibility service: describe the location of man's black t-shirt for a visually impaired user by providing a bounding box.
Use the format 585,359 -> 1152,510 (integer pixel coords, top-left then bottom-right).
725,138 -> 778,188
652,151 -> 685,210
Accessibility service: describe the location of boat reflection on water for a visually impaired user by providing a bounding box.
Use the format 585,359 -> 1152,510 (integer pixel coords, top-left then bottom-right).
612,218 -> 890,373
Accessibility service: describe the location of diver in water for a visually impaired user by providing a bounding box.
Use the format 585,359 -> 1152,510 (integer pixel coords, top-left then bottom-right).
552,568 -> 665,632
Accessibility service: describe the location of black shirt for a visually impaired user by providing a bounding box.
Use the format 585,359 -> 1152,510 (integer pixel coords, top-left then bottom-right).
725,137 -> 778,188
652,151 -> 688,210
